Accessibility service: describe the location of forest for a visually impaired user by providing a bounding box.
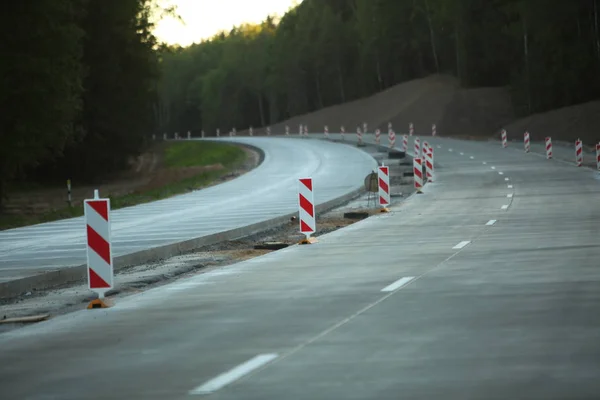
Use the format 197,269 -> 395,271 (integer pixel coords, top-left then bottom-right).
2,0 -> 600,207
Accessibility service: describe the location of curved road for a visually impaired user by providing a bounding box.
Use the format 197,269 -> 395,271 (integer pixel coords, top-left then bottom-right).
1,135 -> 598,399
0,137 -> 376,284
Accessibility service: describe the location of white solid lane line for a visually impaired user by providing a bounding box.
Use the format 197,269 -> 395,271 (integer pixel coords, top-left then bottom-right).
470,156 -> 474,159
505,177 -> 510,181
508,185 -> 513,189
381,276 -> 416,292
452,240 -> 471,250
486,220 -> 497,226
501,205 -> 509,210
483,162 -> 487,165
507,193 -> 513,198
189,354 -> 278,395
491,166 -> 496,170
499,172 -> 504,175
449,149 -> 453,152
460,152 -> 464,155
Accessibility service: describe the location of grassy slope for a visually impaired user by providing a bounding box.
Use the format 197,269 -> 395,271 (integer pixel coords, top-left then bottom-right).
0,141 -> 247,230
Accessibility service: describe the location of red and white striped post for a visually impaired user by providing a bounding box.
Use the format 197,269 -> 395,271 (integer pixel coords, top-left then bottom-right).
388,122 -> 392,131
501,129 -> 508,148
363,122 -> 368,134
375,128 -> 381,145
249,127 -> 253,136
402,134 -> 408,152
285,125 -> 290,136
524,131 -> 530,153
357,127 -> 363,145
232,128 -> 237,137
188,131 -> 192,139
324,125 -> 329,138
545,137 -> 553,159
341,125 -> 345,140
298,178 -> 316,244
432,124 -> 437,136
414,137 -> 421,158
266,126 -> 271,136
388,129 -> 396,149
216,129 -> 220,137
409,123 -> 414,136
378,164 -> 390,212
414,158 -> 423,193
423,141 -> 430,155
304,125 -> 309,137
575,139 -> 583,167
84,190 -> 114,306
299,124 -> 303,136
596,143 -> 600,170
425,146 -> 434,182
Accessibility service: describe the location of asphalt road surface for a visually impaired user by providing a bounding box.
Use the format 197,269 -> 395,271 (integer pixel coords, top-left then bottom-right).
0,137 -> 376,284
0,136 -> 599,399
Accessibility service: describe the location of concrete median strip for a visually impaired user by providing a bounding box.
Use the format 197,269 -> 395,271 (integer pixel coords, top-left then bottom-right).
0,185 -> 368,299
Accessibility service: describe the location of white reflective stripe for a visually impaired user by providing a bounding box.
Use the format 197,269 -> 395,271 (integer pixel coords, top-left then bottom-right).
87,246 -> 113,287
84,202 -> 110,241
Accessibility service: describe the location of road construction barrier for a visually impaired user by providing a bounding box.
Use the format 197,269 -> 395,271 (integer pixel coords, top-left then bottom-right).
249,127 -> 253,136
299,124 -> 303,136
409,122 -> 414,136
576,139 -> 583,166
285,125 -> 290,135
84,191 -> 113,303
375,128 -> 381,144
425,146 -> 434,182
545,137 -> 553,159
216,129 -> 220,137
341,125 -> 345,140
524,131 -> 530,152
266,126 -> 271,136
389,129 -> 396,148
324,125 -> 329,138
378,165 -> 390,211
188,131 -> 192,139
414,158 -> 423,193
388,122 -> 392,131
432,124 -> 437,136
596,143 -> 600,170
357,127 -> 363,145
363,122 -> 368,133
414,137 -> 421,157
402,134 -> 408,152
501,129 -> 507,148
304,125 -> 308,137
298,178 -> 316,243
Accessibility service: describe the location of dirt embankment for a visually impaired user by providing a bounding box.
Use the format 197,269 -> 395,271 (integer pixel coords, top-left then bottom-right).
245,73 -> 598,146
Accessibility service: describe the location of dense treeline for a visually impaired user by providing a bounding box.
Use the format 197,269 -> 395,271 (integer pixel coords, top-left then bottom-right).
159,0 -> 600,136
0,0 -> 158,205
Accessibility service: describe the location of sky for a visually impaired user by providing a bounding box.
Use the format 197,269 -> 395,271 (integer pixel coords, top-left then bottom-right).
153,0 -> 302,47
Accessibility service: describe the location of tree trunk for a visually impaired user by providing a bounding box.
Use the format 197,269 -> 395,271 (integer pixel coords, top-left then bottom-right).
523,17 -> 532,113
315,70 -> 324,109
424,0 -> 440,73
337,62 -> 346,103
257,92 -> 265,127
376,53 -> 383,90
594,0 -> 600,60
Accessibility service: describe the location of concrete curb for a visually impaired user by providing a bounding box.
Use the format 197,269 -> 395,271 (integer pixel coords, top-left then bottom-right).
0,141 -> 370,299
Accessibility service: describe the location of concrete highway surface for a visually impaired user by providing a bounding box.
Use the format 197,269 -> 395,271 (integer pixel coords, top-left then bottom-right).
1,135 -> 598,399
0,137 -> 376,284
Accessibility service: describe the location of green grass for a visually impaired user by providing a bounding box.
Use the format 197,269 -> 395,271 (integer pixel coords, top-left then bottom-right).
0,141 -> 248,230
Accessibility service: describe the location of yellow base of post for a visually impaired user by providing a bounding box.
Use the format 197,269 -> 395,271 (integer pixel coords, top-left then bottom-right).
87,298 -> 112,309
299,237 -> 318,245
379,207 -> 390,213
